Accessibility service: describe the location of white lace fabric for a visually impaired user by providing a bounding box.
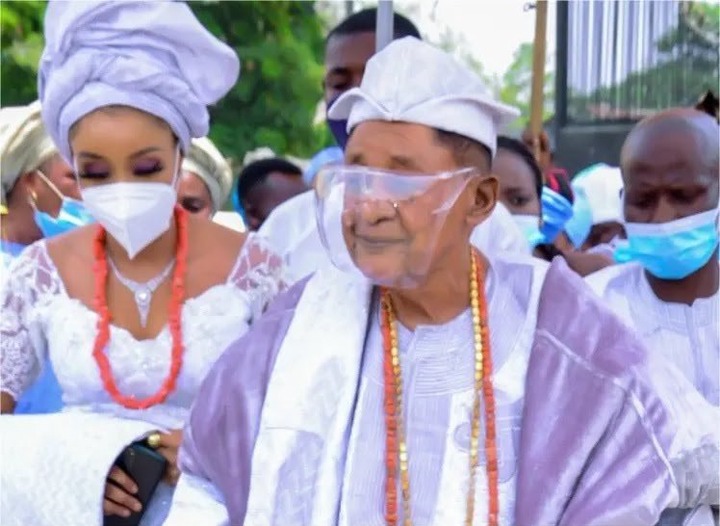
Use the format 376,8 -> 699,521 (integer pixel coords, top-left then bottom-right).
0,232 -> 286,427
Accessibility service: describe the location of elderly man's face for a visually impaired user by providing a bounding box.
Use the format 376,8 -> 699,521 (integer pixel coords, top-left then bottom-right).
621,123 -> 719,225
342,121 -> 495,284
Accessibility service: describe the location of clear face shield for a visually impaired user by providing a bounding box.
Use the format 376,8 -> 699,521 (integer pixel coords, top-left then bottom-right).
315,165 -> 478,288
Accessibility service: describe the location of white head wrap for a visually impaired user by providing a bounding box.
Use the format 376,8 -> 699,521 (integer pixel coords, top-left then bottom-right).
38,0 -> 240,162
328,37 -> 519,157
182,137 -> 232,212
0,101 -> 58,206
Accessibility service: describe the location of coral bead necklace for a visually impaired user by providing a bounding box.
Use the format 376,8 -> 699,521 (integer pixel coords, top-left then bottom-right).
91,206 -> 188,410
380,249 -> 498,526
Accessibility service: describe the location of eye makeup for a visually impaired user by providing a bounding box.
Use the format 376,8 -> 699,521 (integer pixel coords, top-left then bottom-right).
77,158 -> 166,179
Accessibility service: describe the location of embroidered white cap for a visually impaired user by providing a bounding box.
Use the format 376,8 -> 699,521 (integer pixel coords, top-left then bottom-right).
328,37 -> 520,157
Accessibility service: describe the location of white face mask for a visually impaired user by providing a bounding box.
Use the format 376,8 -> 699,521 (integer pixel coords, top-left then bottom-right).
78,148 -> 180,259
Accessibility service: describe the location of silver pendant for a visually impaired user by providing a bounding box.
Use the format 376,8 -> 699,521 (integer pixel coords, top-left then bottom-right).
134,288 -> 152,328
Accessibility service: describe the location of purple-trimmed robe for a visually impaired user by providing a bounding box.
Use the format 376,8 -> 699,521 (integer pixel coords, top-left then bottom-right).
175,258 -> 719,525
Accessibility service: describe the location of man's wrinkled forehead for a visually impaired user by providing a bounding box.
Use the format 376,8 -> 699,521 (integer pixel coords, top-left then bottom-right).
345,121 -> 459,174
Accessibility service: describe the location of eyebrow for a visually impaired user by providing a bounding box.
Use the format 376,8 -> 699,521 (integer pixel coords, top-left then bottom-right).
389,155 -> 421,171
326,66 -> 353,78
76,146 -> 163,160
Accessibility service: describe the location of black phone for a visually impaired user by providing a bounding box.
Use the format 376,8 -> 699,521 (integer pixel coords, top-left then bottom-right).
104,442 -> 167,526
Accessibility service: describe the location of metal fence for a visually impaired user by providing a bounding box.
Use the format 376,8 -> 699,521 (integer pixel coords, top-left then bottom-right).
557,0 -> 719,125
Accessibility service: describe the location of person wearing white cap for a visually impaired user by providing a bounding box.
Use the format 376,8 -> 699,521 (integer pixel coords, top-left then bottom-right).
168,38 -> 718,526
177,136 -> 233,219
0,2 -> 286,525
572,162 -> 626,252
258,7 -> 528,287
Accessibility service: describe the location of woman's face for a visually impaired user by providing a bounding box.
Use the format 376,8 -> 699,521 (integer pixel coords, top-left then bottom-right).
177,170 -> 214,219
493,149 -> 541,216
70,106 -> 179,189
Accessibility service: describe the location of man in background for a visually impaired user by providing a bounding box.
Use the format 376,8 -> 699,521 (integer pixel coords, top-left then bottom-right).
235,157 -> 306,231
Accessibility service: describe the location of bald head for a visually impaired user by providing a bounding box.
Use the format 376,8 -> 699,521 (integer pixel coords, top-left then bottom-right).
623,108 -> 719,176
621,108 -> 719,224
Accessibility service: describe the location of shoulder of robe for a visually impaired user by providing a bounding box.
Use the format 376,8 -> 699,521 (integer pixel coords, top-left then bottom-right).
535,257 -> 648,378
195,275 -> 313,398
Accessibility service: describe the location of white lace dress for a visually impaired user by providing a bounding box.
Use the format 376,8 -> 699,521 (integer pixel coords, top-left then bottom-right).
0,233 -> 286,526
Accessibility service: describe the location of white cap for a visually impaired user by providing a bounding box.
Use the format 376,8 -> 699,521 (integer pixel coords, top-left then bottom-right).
328,37 -> 520,157
572,163 -> 625,225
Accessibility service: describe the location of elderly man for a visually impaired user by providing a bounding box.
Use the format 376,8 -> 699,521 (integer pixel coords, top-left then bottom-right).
260,9 -> 527,285
167,38 -> 719,526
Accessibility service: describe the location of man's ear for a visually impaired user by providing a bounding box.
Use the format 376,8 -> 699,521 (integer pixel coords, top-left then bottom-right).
466,174 -> 498,228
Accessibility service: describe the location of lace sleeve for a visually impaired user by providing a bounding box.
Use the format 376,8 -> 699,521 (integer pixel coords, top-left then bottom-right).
1,242 -> 57,401
226,233 -> 288,321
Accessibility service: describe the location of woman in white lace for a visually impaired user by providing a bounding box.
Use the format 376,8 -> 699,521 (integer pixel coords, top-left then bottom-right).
0,2 -> 285,525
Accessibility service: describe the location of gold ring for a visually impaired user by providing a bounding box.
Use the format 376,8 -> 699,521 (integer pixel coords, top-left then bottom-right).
147,432 -> 162,449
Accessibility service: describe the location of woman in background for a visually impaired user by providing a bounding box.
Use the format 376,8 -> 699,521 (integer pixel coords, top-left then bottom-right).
493,136 -> 612,275
177,136 -> 233,219
0,101 -> 91,265
1,101 -> 94,415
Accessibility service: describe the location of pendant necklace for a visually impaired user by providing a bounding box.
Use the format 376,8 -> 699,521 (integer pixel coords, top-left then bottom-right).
107,257 -> 175,328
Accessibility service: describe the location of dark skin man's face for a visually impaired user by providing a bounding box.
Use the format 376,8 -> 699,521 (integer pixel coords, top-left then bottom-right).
323,32 -> 376,105
621,123 -> 719,225
242,172 -> 307,230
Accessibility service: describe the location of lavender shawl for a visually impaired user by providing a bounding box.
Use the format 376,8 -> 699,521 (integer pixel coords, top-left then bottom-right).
178,258 -> 719,525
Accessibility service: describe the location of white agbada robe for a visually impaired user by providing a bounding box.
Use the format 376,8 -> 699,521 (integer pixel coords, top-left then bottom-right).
165,252 -> 547,525
586,262 -> 719,406
259,190 -> 530,284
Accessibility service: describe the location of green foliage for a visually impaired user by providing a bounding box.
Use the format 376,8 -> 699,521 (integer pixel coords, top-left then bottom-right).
0,1 -> 329,164
190,1 -> 329,164
496,42 -> 554,133
1,1 -> 46,106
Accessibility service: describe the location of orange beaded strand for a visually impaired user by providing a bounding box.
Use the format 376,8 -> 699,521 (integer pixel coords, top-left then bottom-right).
380,249 -> 498,526
91,206 -> 188,410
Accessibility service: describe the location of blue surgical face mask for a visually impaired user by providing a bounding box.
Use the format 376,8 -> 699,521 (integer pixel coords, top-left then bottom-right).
539,186 -> 574,243
31,171 -> 94,238
512,214 -> 545,249
614,208 -> 719,280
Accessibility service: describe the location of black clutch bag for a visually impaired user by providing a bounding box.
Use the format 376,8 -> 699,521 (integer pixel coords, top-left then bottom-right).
104,441 -> 167,526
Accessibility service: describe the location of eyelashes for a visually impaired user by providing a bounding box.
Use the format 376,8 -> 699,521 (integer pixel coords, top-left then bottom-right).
78,160 -> 165,179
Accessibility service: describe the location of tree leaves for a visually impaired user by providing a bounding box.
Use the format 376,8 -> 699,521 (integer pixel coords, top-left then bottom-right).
0,0 -> 329,165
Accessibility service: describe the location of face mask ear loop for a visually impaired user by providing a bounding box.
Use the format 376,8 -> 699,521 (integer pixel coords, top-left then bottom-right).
171,145 -> 182,190
35,169 -> 65,202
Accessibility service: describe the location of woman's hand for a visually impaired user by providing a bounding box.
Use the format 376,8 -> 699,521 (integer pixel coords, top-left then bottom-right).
154,429 -> 183,486
103,466 -> 142,518
102,429 -> 183,517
